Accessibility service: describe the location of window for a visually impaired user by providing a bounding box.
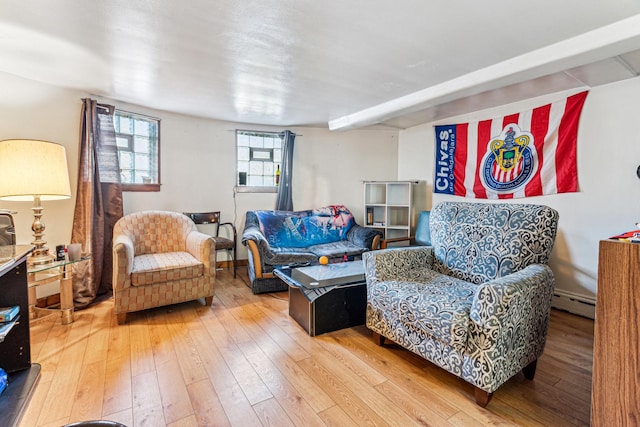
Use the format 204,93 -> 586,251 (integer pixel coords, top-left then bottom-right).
236,130 -> 281,189
113,111 -> 160,191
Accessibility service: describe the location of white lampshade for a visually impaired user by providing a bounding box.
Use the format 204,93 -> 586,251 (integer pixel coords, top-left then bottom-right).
0,139 -> 71,201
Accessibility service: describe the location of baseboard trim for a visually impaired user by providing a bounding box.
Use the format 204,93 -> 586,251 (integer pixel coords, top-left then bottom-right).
552,289 -> 596,319
215,259 -> 247,269
36,293 -> 61,309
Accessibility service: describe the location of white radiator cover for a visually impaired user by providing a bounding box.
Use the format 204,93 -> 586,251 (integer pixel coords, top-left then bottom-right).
552,289 -> 596,319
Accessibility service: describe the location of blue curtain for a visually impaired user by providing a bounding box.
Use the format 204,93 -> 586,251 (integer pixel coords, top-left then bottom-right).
275,130 -> 296,211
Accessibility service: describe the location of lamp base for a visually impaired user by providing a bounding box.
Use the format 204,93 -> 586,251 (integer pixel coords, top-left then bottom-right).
28,251 -> 55,266
28,195 -> 55,266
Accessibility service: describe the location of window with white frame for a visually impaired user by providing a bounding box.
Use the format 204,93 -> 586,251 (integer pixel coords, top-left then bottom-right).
113,111 -> 160,191
236,130 -> 281,188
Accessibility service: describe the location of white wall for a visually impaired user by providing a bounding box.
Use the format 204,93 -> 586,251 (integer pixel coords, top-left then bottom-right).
0,73 -> 83,253
5,67 -> 638,313
398,76 -> 640,309
0,73 -> 399,266
108,101 -> 398,261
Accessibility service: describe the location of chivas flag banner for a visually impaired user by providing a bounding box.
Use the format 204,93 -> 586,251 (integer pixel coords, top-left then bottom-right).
434,91 -> 588,199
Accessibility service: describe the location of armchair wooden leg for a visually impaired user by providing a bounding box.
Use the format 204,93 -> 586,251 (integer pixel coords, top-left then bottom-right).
116,313 -> 127,325
474,387 -> 493,407
371,331 -> 386,346
523,359 -> 538,380
204,296 -> 213,306
232,246 -> 237,278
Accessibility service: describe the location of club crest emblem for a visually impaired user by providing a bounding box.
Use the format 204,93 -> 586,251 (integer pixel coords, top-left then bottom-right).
480,124 -> 537,193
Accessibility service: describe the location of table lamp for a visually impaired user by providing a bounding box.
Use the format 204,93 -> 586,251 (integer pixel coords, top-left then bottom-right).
0,139 -> 72,265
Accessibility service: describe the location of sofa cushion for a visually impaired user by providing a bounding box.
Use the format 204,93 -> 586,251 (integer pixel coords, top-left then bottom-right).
131,251 -> 203,286
255,205 -> 355,248
259,246 -> 318,266
309,240 -> 369,258
368,267 -> 477,350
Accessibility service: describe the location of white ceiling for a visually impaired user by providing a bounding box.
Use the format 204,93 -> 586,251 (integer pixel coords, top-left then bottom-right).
2,1 -> 640,130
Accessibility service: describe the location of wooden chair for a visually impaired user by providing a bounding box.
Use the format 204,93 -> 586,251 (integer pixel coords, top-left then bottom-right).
184,211 -> 237,277
0,211 -> 16,246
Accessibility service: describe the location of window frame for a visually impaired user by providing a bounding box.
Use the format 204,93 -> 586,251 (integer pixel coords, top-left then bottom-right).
113,110 -> 161,192
235,129 -> 282,193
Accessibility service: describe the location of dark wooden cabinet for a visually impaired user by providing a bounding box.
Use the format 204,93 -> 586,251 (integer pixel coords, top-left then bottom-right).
0,245 -> 40,427
0,257 -> 31,372
591,239 -> 640,425
288,283 -> 366,336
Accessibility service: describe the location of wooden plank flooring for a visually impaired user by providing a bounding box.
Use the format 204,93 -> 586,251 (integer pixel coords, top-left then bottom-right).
19,270 -> 594,427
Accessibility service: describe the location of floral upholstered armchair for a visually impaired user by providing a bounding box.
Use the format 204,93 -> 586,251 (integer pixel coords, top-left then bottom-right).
363,201 -> 559,406
112,210 -> 216,324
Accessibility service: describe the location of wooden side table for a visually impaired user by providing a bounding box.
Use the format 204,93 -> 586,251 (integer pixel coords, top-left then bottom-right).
591,239 -> 640,425
27,255 -> 91,325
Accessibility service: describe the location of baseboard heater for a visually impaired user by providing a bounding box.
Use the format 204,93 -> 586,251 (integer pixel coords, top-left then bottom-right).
552,289 -> 596,319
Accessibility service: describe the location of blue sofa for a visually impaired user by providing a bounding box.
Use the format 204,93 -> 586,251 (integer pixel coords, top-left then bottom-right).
242,205 -> 382,293
364,201 -> 559,406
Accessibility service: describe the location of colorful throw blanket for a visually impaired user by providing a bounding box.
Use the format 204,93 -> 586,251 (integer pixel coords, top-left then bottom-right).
254,205 -> 355,248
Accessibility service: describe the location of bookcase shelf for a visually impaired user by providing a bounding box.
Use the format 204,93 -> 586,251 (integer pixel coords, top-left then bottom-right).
364,181 -> 417,243
0,245 -> 40,427
0,318 -> 18,343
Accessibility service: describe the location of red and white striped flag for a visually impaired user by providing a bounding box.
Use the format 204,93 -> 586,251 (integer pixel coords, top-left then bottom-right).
434,91 -> 588,199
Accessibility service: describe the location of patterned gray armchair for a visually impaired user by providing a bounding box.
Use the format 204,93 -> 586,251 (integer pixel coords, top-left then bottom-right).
363,201 -> 559,406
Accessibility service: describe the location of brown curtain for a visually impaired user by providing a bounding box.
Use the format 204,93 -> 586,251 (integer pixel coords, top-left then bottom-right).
71,98 -> 123,308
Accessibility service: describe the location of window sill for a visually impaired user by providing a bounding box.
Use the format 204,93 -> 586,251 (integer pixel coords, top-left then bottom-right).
234,186 -> 277,194
122,183 -> 161,192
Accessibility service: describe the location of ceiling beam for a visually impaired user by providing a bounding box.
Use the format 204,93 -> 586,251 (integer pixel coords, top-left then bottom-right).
328,14 -> 640,131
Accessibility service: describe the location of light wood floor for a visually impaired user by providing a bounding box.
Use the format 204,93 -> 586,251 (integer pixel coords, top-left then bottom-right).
20,270 -> 594,427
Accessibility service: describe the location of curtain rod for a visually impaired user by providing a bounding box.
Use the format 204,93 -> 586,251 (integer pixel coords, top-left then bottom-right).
114,108 -> 161,121
227,129 -> 303,136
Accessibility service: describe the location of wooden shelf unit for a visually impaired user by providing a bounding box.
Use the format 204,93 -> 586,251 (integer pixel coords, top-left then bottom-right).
364,181 -> 417,242
0,245 -> 40,427
591,239 -> 640,425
